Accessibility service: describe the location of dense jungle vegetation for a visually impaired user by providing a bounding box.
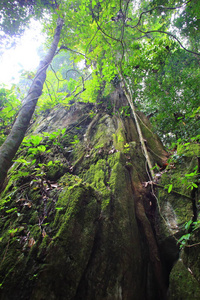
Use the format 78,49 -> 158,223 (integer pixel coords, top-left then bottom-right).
0,0 -> 200,151
0,0 -> 200,250
0,0 -> 199,208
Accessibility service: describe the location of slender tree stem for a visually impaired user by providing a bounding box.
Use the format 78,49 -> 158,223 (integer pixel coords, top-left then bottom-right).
0,18 -> 64,191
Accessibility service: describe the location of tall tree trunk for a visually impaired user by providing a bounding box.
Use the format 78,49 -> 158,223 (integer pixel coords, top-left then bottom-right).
0,17 -> 64,191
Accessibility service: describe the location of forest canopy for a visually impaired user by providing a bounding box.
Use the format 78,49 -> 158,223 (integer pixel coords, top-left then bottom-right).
0,0 -> 200,148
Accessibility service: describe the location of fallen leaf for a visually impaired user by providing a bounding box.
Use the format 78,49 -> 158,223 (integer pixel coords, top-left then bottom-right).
16,198 -> 26,203
51,183 -> 58,188
42,229 -> 46,238
24,201 -> 32,208
28,237 -> 35,248
143,182 -> 148,188
142,181 -> 154,187
108,148 -> 116,154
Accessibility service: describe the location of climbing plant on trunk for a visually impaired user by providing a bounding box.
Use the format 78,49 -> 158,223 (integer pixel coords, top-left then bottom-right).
0,17 -> 63,191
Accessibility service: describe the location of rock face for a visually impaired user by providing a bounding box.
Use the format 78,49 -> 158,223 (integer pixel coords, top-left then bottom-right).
157,144 -> 200,299
0,90 -> 199,299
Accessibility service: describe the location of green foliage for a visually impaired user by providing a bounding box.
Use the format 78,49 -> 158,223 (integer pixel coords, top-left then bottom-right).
173,0 -> 200,51
165,142 -> 199,193
181,168 -> 199,191
0,0 -> 57,36
119,106 -> 131,117
134,47 -> 200,144
178,232 -> 191,248
22,135 -> 46,157
1,0 -> 200,151
165,183 -> 173,193
49,0 -> 199,145
35,51 -> 87,111
1,3 -> 200,292
0,85 -> 21,145
43,128 -> 68,147
123,143 -> 130,154
3,127 -> 79,188
22,135 -> 43,147
6,129 -> 66,183
4,0 -> 192,149
70,135 -> 79,145
178,220 -> 200,249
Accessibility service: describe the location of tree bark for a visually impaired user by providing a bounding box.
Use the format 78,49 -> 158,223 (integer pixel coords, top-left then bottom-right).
0,17 -> 64,191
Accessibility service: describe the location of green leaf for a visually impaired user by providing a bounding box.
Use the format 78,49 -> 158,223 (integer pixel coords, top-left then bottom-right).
178,233 -> 191,243
14,158 -> 30,165
192,183 -> 198,188
61,128 -> 66,135
184,220 -> 192,230
31,136 -> 43,147
31,159 -> 36,166
168,184 -> 173,193
37,145 -> 46,153
6,208 -> 17,214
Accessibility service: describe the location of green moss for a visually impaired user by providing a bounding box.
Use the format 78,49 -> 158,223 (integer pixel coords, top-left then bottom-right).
29,211 -> 39,225
0,167 -> 101,298
46,163 -> 65,181
107,151 -> 125,167
27,183 -> 101,300
113,121 -> 126,151
159,182 -> 193,227
83,159 -> 111,210
109,162 -> 127,194
0,104 -> 186,299
177,143 -> 200,157
85,160 -> 107,185
158,152 -> 198,227
90,114 -> 115,148
129,141 -> 137,152
137,112 -> 167,165
29,224 -> 41,240
53,181 -> 99,232
181,229 -> 200,281
37,235 -> 50,260
169,259 -> 200,299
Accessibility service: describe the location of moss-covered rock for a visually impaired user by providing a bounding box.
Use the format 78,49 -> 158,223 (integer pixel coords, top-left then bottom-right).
0,95 -> 180,300
157,142 -> 200,299
30,183 -> 100,300
157,154 -> 197,234
177,143 -> 200,157
168,258 -> 200,300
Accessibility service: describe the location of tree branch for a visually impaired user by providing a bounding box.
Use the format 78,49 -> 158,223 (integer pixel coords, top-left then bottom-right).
58,45 -> 88,59
95,19 -> 121,43
134,27 -> 200,56
50,64 -> 66,82
131,1 -> 192,29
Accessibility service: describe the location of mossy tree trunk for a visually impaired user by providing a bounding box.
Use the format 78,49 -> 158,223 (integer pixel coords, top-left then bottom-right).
0,17 -> 63,191
0,97 -> 172,299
